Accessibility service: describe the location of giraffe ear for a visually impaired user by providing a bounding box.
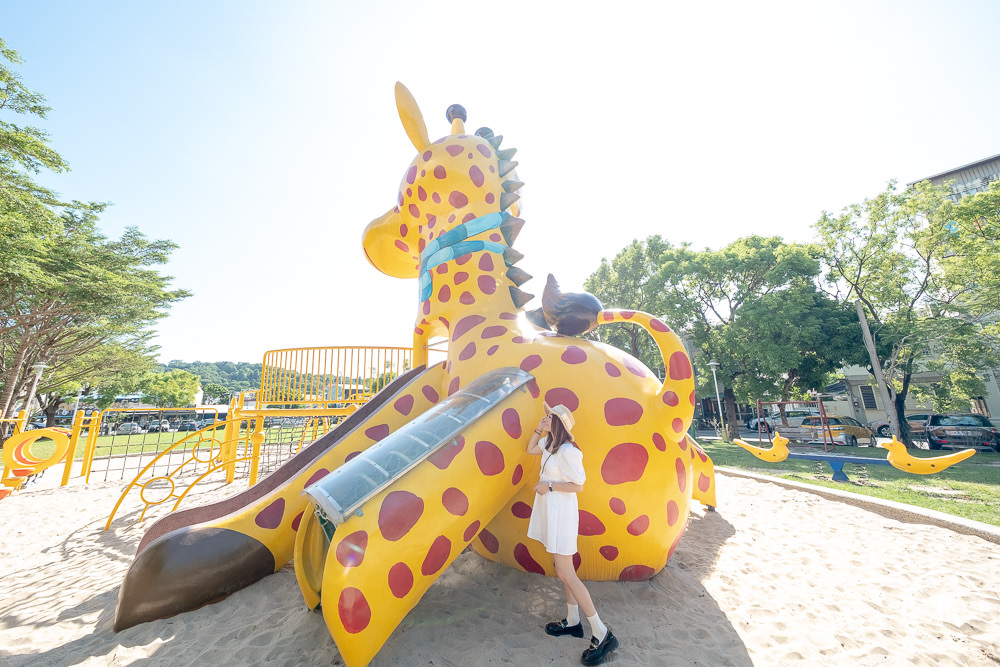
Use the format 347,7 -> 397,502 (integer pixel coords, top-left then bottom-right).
362,207 -> 418,279
395,82 -> 430,152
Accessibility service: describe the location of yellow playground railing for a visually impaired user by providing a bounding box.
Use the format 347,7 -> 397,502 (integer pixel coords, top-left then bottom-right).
1,345 -> 416,516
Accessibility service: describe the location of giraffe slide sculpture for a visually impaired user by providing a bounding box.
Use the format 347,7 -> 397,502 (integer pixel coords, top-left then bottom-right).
113,83 -> 717,667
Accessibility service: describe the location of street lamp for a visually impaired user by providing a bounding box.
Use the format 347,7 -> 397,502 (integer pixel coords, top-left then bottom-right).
707,360 -> 725,436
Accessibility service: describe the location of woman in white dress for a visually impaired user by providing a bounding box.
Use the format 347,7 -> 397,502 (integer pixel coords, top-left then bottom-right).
526,403 -> 619,666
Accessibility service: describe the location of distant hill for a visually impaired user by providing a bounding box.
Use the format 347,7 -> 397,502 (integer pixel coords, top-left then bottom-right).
158,360 -> 263,394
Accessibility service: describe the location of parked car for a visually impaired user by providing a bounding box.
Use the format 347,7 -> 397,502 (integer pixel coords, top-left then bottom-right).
196,419 -> 226,430
748,408 -> 823,431
146,419 -> 170,432
799,416 -> 875,446
866,413 -> 931,438
116,422 -> 145,435
925,414 -> 1000,452
176,420 -> 200,432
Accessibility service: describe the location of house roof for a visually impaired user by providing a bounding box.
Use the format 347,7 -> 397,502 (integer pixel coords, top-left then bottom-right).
907,152 -> 1000,187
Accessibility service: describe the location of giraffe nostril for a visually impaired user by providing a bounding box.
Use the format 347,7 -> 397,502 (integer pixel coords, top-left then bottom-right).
446,104 -> 467,122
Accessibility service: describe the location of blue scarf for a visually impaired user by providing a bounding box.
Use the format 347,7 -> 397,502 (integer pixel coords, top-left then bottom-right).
418,211 -> 510,302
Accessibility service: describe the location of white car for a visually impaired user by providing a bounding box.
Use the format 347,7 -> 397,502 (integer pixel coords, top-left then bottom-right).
116,422 -> 146,435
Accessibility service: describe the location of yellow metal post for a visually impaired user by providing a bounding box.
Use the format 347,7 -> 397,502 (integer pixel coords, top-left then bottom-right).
222,396 -> 239,484
61,410 -> 86,486
247,417 -> 265,487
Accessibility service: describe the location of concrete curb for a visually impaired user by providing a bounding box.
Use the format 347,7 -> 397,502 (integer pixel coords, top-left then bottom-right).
715,466 -> 1000,546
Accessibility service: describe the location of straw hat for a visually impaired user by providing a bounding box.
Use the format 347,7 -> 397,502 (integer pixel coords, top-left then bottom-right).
543,401 -> 575,436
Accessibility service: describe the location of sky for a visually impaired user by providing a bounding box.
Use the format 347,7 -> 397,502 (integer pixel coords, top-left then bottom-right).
4,0 -> 1000,364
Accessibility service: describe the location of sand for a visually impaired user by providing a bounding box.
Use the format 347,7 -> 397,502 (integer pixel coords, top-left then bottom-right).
1,471 -> 999,666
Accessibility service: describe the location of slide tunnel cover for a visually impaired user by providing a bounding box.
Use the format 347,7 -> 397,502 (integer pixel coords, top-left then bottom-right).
303,367 -> 532,536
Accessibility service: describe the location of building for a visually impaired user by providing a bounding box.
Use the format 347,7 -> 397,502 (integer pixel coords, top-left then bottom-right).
907,152 -> 1000,201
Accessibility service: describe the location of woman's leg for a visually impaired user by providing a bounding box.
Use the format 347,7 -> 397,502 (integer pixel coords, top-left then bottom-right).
553,554 -> 596,617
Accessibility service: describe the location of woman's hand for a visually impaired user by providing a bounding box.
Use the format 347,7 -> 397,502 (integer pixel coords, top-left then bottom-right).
534,481 -> 550,494
537,414 -> 552,433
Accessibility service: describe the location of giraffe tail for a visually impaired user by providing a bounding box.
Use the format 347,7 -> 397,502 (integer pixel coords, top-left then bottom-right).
595,310 -> 716,508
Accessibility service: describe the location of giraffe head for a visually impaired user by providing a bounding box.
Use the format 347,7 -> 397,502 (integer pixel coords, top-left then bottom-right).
362,83 -> 525,283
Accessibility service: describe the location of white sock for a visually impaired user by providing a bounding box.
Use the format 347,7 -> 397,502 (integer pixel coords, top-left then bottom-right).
587,613 -> 608,642
566,604 -> 580,625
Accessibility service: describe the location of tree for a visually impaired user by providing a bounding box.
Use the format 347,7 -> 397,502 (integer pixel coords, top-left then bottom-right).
814,180 -> 1000,447
201,382 -> 232,405
586,236 -> 864,441
139,369 -> 200,408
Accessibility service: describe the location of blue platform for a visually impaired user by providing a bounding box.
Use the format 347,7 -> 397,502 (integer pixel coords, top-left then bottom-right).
786,452 -> 890,482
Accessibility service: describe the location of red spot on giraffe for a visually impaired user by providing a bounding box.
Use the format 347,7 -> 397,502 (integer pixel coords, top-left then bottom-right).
434,165 -> 447,179
463,520 -> 481,542
605,398 -> 643,426
388,563 -> 413,598
422,385 -> 439,403
456,253 -> 471,265
454,271 -> 469,284
427,213 -> 437,226
469,165 -> 485,187
663,391 -> 679,406
255,498 -> 285,529
652,433 -> 666,452
305,468 -> 329,487
675,458 -> 688,493
620,310 -> 636,319
520,355 -> 542,371
345,450 -> 361,461
291,511 -> 303,531
490,233 -> 501,242
478,254 -> 494,272
379,491 -> 424,541
578,510 -> 606,536
336,530 -> 368,567
669,352 -> 693,380
449,191 -> 468,208
672,418 -> 684,433
406,165 -> 417,184
438,285 -> 451,302
448,376 -> 460,396
544,388 -> 579,411
478,275 -> 497,294
485,192 -> 495,204
605,362 -> 621,377
338,588 -> 371,633
482,325 -> 506,338
623,356 -> 650,378
399,223 -> 408,236
650,318 -> 671,332
479,529 -> 500,553
699,473 -> 712,493
601,443 -> 649,484
436,263 -> 448,274
422,150 -> 432,161
394,395 -> 414,416
561,346 -> 587,364
453,314 -> 486,340
487,345 -> 499,355
619,565 -> 655,582
527,379 -> 540,398
609,497 -> 626,515
442,487 -> 469,516
446,144 -> 463,156
476,144 -> 492,158
408,203 -> 420,218
689,390 -> 696,405
514,543 -> 545,574
502,408 -> 522,439
511,464 -> 523,485
422,299 -> 430,315
667,499 -> 680,526
459,342 -> 476,361
627,515 -> 650,536
600,546 -> 619,561
475,440 -> 504,475
459,291 -> 475,304
602,311 -> 614,322
462,212 -> 476,223
511,501 -> 532,519
429,436 -> 464,469
678,436 -> 689,451
365,424 -> 389,441
394,239 -> 409,252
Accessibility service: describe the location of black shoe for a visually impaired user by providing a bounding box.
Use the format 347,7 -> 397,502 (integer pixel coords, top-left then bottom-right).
581,630 -> 619,665
545,619 -> 584,638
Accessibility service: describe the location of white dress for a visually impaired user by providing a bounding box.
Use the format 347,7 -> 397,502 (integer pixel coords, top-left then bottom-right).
526,438 -> 587,556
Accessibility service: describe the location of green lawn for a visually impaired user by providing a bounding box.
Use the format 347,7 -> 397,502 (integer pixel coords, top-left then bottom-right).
698,438 -> 1000,527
